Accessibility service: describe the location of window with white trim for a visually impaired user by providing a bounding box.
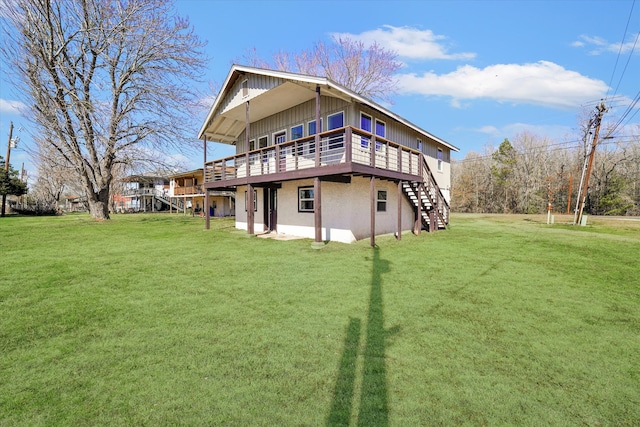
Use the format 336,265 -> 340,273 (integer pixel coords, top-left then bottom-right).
377,190 -> 387,212
242,79 -> 249,98
375,119 -> 386,151
308,119 -> 322,135
437,148 -> 443,172
258,136 -> 268,149
249,139 -> 256,151
291,124 -> 303,140
361,113 -> 372,148
274,131 -> 286,145
327,111 -> 344,150
298,187 -> 314,212
327,111 -> 344,130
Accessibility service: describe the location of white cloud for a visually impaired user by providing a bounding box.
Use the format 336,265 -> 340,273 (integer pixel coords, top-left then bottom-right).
331,25 -> 476,60
572,33 -> 640,55
0,98 -> 27,114
473,123 -> 573,140
398,61 -> 610,109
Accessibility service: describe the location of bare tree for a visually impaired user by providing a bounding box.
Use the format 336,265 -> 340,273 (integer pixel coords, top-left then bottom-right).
0,0 -> 206,220
240,35 -> 402,104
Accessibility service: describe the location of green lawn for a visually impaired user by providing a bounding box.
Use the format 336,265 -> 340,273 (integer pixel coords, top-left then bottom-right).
1,213 -> 638,426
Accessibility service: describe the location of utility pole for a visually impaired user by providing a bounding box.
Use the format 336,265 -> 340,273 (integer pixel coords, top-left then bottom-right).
574,102 -> 607,225
1,122 -> 14,217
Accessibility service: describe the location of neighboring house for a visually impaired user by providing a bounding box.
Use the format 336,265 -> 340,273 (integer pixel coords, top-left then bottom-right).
114,174 -> 176,213
198,65 -> 459,244
168,168 -> 235,216
65,195 -> 87,212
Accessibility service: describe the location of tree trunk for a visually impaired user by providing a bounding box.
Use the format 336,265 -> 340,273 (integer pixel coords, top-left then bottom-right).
87,188 -> 111,220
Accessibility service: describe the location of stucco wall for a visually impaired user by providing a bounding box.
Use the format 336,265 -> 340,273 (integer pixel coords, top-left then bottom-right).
236,177 -> 417,243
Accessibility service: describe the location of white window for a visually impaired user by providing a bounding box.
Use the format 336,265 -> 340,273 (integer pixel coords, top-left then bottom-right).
258,136 -> 268,149
327,111 -> 344,150
437,148 -> 443,172
375,119 -> 386,138
327,111 -> 344,130
291,124 -> 303,140
377,190 -> 387,212
249,139 -> 256,151
273,131 -> 286,145
242,79 -> 249,98
417,139 -> 423,152
298,187 -> 314,212
360,112 -> 372,148
308,119 -> 323,135
375,119 -> 386,151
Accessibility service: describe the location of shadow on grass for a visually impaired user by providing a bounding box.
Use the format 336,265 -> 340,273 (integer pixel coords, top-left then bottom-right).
327,247 -> 394,427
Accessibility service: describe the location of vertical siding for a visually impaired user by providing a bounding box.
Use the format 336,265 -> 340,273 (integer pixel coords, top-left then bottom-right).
217,74 -> 284,117
236,95 -> 350,153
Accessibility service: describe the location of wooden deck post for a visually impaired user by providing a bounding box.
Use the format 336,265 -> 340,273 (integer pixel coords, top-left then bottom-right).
370,135 -> 376,168
370,176 -> 376,247
204,136 -> 210,230
397,180 -> 402,240
247,184 -> 254,235
314,177 -> 322,243
205,191 -> 210,228
315,85 -> 320,168
345,127 -> 352,163
414,183 -> 423,235
245,100 -> 251,177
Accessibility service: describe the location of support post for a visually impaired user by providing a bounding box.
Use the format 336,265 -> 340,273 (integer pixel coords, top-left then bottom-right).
204,136 -> 210,230
345,127 -> 352,163
370,176 -> 376,247
314,177 -> 322,243
397,181 -> 402,240
414,183 -> 423,235
245,101 -> 251,177
247,184 -> 254,235
315,85 -> 321,168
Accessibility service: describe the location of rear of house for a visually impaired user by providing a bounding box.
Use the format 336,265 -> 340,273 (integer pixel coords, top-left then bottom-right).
199,65 -> 458,244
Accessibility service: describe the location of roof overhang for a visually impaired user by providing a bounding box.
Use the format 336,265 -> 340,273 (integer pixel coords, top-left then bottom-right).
198,64 -> 459,152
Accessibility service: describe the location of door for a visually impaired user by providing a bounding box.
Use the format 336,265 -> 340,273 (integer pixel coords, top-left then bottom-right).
263,188 -> 277,232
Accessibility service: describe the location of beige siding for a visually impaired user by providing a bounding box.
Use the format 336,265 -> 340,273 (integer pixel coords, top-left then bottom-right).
218,74 -> 284,117
236,96 -> 350,152
242,177 -> 416,243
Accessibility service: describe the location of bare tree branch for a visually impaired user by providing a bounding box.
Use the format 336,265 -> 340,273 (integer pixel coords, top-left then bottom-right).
0,0 -> 206,219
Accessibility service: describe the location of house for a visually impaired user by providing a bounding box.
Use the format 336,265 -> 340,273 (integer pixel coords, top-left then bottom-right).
168,168 -> 235,216
198,65 -> 459,245
64,195 -> 87,212
114,174 -> 175,213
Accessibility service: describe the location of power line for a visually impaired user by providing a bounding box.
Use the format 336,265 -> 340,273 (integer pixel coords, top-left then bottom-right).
452,136 -> 638,164
605,0 -> 637,100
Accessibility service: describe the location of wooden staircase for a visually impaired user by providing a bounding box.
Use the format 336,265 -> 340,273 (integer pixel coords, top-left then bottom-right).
155,193 -> 184,211
402,155 -> 449,231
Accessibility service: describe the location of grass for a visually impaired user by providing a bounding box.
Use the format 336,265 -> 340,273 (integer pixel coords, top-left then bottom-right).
0,212 -> 639,426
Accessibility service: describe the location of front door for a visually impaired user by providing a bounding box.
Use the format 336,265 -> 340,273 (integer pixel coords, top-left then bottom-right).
263,188 -> 277,232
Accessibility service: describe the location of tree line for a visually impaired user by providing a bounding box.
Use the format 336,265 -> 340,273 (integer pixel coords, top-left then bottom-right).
451,129 -> 640,216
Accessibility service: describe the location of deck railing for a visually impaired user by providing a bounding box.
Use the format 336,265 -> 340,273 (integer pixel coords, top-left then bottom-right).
173,185 -> 203,196
204,126 -> 423,182
421,156 -> 450,225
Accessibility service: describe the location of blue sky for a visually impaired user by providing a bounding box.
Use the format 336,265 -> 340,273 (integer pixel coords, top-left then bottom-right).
1,0 -> 638,177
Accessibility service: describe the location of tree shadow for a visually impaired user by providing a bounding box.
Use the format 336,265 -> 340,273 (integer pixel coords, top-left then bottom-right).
327,247 -> 395,427
327,317 -> 361,426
